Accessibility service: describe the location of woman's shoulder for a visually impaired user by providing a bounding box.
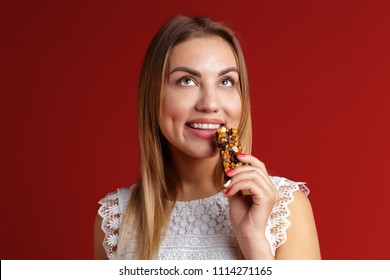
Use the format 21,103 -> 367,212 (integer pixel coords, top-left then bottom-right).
266,175 -> 311,255
268,176 -> 321,259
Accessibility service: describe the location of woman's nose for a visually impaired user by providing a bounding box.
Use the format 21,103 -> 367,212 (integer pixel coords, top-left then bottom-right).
195,85 -> 221,113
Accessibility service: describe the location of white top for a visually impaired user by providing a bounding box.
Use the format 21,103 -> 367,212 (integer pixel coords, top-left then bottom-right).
98,176 -> 309,260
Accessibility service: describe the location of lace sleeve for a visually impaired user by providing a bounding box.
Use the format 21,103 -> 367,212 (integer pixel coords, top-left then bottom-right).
98,191 -> 121,260
267,176 -> 310,255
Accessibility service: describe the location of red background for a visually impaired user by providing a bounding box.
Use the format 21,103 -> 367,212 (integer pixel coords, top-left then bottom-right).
1,0 -> 389,259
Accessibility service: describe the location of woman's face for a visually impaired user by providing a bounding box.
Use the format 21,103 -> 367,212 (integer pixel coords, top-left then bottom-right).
160,36 -> 242,159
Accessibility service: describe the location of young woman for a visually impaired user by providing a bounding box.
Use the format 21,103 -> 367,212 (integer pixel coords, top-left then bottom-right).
94,16 -> 321,260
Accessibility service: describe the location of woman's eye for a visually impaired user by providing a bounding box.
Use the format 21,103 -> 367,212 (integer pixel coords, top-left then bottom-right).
221,78 -> 234,87
177,77 -> 196,86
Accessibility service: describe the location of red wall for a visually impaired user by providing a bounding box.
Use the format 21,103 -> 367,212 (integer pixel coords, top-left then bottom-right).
1,0 -> 389,259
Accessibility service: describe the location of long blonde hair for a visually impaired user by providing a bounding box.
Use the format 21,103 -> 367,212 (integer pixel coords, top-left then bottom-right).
117,15 -> 252,259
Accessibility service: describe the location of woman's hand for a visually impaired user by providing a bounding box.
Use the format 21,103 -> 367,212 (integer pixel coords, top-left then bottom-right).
224,154 -> 279,259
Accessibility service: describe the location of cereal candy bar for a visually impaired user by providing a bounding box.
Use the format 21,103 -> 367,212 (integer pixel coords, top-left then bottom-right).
216,127 -> 251,195
216,126 -> 243,182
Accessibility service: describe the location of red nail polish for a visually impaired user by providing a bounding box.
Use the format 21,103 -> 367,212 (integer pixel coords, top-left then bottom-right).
237,153 -> 245,157
226,169 -> 235,175
225,187 -> 231,195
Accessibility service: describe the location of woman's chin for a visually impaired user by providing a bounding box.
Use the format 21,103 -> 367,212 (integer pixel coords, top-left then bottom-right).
187,148 -> 219,160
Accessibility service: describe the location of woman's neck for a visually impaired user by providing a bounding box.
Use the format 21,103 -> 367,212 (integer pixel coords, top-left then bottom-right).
166,147 -> 221,201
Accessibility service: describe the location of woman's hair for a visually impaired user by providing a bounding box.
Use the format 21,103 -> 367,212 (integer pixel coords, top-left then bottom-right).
117,15 -> 252,259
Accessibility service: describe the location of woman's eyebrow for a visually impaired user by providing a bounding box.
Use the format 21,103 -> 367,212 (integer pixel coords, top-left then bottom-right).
170,67 -> 201,77
218,67 -> 238,76
169,66 -> 239,77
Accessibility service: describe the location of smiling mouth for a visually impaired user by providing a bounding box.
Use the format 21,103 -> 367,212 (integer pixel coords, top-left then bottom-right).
186,123 -> 223,130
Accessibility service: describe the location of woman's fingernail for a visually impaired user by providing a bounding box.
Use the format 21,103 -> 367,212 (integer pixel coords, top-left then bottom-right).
237,153 -> 245,157
224,187 -> 232,195
226,169 -> 235,176
223,179 -> 231,188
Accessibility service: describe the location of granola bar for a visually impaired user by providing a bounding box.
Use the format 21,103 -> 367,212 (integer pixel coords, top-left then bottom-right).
216,126 -> 243,182
216,127 -> 251,195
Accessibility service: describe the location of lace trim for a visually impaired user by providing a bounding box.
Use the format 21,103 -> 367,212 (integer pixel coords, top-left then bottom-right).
268,177 -> 309,255
98,187 -> 133,259
98,191 -> 121,260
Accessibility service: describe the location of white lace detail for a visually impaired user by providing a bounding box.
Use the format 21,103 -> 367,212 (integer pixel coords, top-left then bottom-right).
97,176 -> 309,259
159,193 -> 244,260
98,187 -> 132,259
267,177 -> 309,255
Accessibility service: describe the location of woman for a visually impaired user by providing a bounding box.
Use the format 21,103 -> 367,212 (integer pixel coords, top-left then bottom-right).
94,16 -> 321,260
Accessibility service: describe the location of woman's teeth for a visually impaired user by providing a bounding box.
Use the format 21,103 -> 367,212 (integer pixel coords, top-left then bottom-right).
187,123 -> 222,130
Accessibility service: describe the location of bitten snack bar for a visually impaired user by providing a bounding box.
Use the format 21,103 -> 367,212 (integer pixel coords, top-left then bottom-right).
216,127 -> 251,195
216,126 -> 243,176
216,126 -> 243,183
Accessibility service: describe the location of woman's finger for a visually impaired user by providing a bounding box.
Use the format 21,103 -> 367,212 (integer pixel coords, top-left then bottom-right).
226,164 -> 273,187
225,178 -> 278,208
236,154 -> 268,173
227,173 -> 276,197
225,172 -> 278,203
